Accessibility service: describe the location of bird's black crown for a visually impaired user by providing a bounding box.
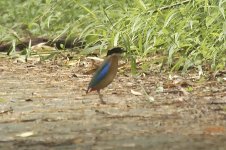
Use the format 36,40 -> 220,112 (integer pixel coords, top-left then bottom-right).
107,47 -> 125,56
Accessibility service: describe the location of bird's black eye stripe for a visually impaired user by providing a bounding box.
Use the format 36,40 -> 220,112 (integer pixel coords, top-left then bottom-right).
107,47 -> 125,56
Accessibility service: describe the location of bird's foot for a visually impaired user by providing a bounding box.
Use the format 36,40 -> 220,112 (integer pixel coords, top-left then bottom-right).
100,99 -> 106,105
97,91 -> 106,104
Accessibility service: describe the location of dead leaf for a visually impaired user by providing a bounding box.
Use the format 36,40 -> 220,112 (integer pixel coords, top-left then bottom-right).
178,86 -> 190,96
16,131 -> 34,137
86,56 -> 104,62
203,126 -> 225,135
147,96 -> 155,102
31,43 -> 55,52
131,89 -> 142,96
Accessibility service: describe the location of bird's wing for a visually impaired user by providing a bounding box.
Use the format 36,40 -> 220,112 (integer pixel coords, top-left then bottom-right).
88,60 -> 111,88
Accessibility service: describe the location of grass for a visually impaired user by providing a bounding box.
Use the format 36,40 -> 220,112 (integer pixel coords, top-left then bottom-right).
0,0 -> 225,74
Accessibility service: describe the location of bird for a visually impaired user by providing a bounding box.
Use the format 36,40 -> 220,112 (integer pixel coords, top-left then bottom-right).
86,47 -> 125,104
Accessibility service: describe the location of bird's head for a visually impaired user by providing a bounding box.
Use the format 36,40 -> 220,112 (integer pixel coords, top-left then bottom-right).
106,47 -> 126,56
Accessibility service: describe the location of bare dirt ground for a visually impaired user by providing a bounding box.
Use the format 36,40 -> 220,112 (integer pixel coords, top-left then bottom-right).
0,56 -> 226,150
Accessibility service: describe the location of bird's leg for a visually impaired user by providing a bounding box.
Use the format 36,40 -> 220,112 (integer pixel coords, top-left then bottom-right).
97,90 -> 106,104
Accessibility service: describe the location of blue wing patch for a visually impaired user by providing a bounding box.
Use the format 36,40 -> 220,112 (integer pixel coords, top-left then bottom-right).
96,62 -> 111,82
89,61 -> 111,88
